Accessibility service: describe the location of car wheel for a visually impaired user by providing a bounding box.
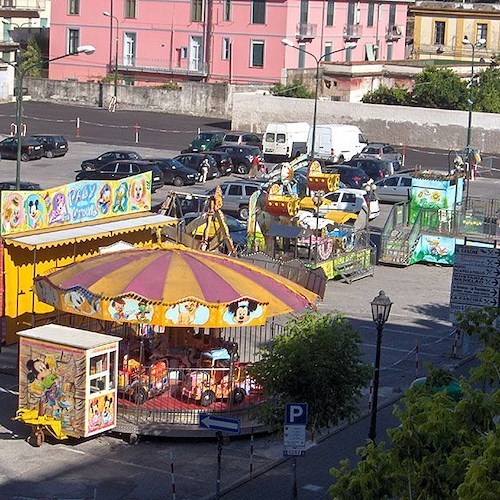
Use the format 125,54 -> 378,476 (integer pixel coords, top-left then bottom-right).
21,153 -> 29,162
82,163 -> 94,171
45,150 -> 54,159
239,205 -> 249,220
173,176 -> 184,187
236,163 -> 248,175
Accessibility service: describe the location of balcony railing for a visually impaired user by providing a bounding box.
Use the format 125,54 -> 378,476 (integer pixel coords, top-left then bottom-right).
114,58 -> 208,77
386,25 -> 403,42
295,23 -> 317,42
0,0 -> 45,10
343,24 -> 362,42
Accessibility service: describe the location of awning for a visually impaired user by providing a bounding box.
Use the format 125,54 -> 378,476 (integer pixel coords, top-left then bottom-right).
3,213 -> 178,250
268,224 -> 312,239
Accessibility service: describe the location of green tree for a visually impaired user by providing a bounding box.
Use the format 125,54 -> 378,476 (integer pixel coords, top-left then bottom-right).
328,307 -> 500,500
250,312 -> 371,432
361,84 -> 410,105
473,67 -> 500,113
410,66 -> 468,110
269,78 -> 315,99
20,37 -> 42,77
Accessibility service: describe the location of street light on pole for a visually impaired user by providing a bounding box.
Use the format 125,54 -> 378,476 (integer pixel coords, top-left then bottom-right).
3,45 -> 95,190
368,290 -> 392,442
281,39 -> 357,160
103,10 -> 119,98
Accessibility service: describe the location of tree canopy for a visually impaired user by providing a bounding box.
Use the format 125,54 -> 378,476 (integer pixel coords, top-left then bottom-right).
250,312 -> 371,432
328,307 -> 500,499
270,78 -> 315,99
20,37 -> 42,77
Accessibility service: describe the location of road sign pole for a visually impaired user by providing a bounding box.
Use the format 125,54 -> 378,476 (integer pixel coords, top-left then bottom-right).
215,431 -> 223,500
292,457 -> 298,500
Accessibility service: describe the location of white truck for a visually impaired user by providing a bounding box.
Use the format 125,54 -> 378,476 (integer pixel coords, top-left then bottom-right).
263,122 -> 310,162
307,124 -> 367,164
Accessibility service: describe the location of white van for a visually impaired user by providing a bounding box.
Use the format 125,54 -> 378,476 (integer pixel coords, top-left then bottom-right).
263,122 -> 310,162
307,124 -> 367,164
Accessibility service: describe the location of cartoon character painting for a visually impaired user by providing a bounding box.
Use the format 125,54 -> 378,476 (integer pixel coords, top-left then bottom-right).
49,192 -> 70,225
26,356 -> 62,406
223,299 -> 263,325
135,300 -> 154,323
109,298 -> 130,320
165,300 -> 210,325
25,194 -> 45,229
97,183 -> 112,215
112,182 -> 129,213
64,289 -> 100,315
130,177 -> 149,211
102,395 -> 114,425
88,398 -> 102,431
2,194 -> 23,233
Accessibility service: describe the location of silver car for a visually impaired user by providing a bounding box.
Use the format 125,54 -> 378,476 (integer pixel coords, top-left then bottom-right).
375,173 -> 412,202
352,143 -> 402,172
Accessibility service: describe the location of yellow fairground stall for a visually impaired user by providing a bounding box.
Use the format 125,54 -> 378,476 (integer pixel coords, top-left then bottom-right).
0,173 -> 177,345
16,324 -> 121,446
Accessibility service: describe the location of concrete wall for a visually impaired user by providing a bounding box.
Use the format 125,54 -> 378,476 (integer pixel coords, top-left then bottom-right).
231,93 -> 500,153
21,78 -> 500,153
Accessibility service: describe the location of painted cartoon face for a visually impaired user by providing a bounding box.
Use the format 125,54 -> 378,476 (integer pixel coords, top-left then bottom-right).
184,301 -> 196,313
114,301 -> 125,313
133,181 -> 144,201
234,305 -> 250,324
33,359 -> 51,381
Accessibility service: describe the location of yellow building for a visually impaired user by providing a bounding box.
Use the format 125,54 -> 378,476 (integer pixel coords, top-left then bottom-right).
411,1 -> 500,62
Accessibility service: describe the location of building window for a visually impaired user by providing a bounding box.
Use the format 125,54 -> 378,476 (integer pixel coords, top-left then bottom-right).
324,42 -> 332,62
222,38 -> 231,60
252,0 -> 266,25
387,42 -> 393,61
125,0 -> 137,19
298,42 -> 306,68
191,0 -> 204,22
367,2 -> 374,27
347,1 -> 355,25
68,0 -> 80,15
434,21 -> 445,45
476,23 -> 488,45
326,0 -> 334,26
250,40 -> 264,67
67,28 -> 80,53
389,4 -> 396,26
300,0 -> 308,24
223,0 -> 232,22
346,44 -> 353,62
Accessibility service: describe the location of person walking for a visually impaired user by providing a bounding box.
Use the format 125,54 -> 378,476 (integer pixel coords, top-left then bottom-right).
200,157 -> 210,183
249,154 -> 260,179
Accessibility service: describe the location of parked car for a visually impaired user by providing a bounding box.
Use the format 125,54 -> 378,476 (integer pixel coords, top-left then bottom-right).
375,173 -> 413,203
0,137 -> 44,161
75,160 -> 164,192
144,158 -> 198,187
203,150 -> 233,176
0,180 -> 42,192
181,131 -> 225,153
344,158 -> 393,181
205,180 -> 263,220
300,188 -> 380,219
324,164 -> 371,189
222,131 -> 262,150
351,143 -> 402,171
31,134 -> 68,158
213,145 -> 263,174
182,212 -> 247,254
80,151 -> 142,171
173,153 -> 220,180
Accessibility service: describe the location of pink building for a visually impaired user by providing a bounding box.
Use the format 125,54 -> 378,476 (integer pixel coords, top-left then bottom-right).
49,0 -> 411,85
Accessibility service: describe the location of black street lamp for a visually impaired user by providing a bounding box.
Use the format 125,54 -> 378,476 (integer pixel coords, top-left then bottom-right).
103,10 -> 119,98
281,39 -> 357,160
3,45 -> 95,189
368,290 -> 392,442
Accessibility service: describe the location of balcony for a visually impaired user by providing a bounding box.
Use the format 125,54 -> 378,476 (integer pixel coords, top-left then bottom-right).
115,58 -> 208,79
0,0 -> 45,17
295,23 -> 317,43
343,24 -> 362,42
386,25 -> 403,42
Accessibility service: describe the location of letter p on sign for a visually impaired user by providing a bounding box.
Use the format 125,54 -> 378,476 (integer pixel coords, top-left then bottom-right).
285,403 -> 308,425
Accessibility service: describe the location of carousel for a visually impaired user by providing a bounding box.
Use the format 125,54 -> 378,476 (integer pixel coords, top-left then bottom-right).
27,244 -> 318,438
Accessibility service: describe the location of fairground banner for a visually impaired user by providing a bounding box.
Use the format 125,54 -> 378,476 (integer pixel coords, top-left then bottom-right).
1,172 -> 152,237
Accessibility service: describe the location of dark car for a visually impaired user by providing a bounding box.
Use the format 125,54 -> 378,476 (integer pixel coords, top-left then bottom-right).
144,158 -> 199,187
324,164 -> 371,189
31,134 -> 68,158
204,150 -> 233,176
75,160 -> 164,192
213,145 -> 262,174
0,137 -> 44,161
0,180 -> 42,192
181,131 -> 225,153
344,158 -> 393,181
173,153 -> 220,180
80,151 -> 142,171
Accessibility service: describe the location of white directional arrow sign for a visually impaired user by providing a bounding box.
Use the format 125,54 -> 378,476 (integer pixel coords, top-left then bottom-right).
199,414 -> 240,434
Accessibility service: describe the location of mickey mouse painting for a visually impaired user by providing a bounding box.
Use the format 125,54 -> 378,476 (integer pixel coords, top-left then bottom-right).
223,298 -> 263,326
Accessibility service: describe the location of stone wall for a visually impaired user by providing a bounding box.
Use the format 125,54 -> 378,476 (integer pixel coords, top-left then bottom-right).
22,78 -> 500,153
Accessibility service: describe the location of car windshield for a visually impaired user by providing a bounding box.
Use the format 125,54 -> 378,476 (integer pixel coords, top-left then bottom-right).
224,134 -> 239,142
196,133 -> 215,141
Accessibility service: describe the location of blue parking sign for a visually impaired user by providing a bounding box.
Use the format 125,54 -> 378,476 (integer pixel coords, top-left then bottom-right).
285,403 -> 308,425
